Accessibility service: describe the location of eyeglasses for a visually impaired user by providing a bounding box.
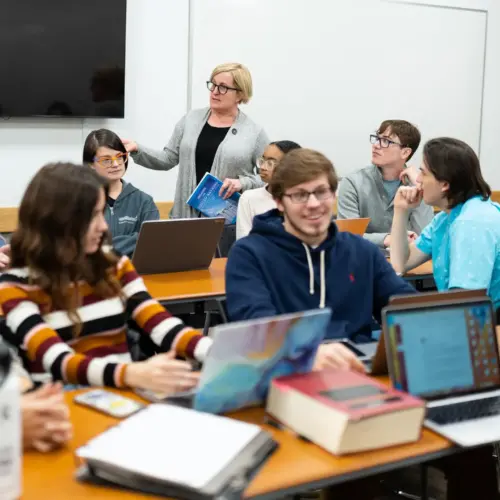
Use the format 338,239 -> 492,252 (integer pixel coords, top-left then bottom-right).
206,81 -> 240,95
370,134 -> 404,149
93,152 -> 128,168
283,186 -> 334,204
256,157 -> 279,170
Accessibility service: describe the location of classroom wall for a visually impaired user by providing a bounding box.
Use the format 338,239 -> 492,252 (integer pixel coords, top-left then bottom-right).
0,0 -> 498,207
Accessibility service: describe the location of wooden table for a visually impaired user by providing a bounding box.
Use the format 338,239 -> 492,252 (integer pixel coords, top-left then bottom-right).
22,386 -> 456,500
405,260 -> 433,279
142,258 -> 226,305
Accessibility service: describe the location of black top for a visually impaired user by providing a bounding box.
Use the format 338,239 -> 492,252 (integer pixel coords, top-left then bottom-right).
195,122 -> 230,184
107,197 -> 116,208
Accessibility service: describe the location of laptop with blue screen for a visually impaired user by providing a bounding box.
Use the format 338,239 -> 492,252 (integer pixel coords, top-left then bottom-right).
383,296 -> 500,446
138,308 -> 332,414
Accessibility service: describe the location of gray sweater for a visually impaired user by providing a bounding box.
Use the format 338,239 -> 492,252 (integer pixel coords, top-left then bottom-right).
337,165 -> 434,248
131,107 -> 269,219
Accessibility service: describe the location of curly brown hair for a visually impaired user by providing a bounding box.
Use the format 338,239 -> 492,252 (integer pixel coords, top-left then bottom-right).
11,163 -> 122,334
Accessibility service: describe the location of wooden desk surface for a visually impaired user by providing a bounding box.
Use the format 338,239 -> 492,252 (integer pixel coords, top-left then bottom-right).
404,260 -> 433,278
22,386 -> 454,500
141,258 -> 226,304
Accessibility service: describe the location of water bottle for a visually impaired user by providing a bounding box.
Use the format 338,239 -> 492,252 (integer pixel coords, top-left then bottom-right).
0,343 -> 21,499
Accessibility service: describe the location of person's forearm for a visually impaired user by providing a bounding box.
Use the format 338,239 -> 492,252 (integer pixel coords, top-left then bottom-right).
131,144 -> 177,171
363,232 -> 388,248
390,209 -> 411,273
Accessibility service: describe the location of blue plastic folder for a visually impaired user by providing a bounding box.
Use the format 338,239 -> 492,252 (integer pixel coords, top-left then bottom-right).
186,172 -> 240,224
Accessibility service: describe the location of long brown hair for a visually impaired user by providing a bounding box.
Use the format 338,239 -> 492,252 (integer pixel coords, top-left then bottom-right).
11,163 -> 122,333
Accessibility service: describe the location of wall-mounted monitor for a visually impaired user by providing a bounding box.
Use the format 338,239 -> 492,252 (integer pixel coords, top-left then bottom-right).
0,0 -> 127,118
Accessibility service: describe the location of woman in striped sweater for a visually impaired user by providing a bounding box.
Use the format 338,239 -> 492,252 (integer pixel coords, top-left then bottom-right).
0,163 -> 212,392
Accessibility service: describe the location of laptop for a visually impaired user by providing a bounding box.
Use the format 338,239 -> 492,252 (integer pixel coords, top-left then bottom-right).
138,308 -> 332,413
335,217 -> 370,235
342,289 -> 489,377
383,296 -> 500,447
131,217 -> 225,274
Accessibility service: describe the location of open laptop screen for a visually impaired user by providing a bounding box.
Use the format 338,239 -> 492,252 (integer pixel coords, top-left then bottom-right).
385,300 -> 500,400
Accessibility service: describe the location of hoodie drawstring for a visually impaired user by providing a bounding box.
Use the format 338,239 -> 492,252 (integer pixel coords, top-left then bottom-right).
319,250 -> 326,309
302,243 -> 326,309
302,243 -> 314,295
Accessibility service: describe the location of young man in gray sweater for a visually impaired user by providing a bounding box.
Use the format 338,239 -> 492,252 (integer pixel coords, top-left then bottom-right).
337,119 -> 434,250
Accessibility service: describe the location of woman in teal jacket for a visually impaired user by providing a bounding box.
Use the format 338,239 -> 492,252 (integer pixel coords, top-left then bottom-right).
83,129 -> 159,257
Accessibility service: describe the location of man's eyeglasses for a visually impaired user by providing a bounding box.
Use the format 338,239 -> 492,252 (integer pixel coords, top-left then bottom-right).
94,152 -> 128,168
370,134 -> 405,149
206,81 -> 240,95
283,186 -> 334,204
256,157 -> 279,170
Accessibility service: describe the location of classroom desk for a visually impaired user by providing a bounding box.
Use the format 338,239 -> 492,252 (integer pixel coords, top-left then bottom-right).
142,258 -> 227,305
404,260 -> 433,279
141,257 -> 434,306
22,383 -> 456,500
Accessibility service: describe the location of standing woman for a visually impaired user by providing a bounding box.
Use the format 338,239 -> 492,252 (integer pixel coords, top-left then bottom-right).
123,62 -> 269,219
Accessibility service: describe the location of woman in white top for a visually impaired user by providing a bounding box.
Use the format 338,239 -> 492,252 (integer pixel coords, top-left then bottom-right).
236,140 -> 301,239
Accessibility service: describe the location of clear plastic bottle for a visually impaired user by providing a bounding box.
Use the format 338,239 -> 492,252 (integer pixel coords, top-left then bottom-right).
0,343 -> 21,500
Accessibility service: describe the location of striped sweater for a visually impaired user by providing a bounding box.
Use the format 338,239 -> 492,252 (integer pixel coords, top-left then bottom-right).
0,255 -> 212,387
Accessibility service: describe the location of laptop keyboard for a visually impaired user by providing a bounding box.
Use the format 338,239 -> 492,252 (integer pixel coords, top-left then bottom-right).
427,396 -> 500,425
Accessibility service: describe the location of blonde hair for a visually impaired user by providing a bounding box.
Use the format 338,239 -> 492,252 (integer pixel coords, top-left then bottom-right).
210,62 -> 253,104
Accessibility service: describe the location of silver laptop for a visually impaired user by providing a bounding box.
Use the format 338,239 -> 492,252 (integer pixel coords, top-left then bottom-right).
383,297 -> 500,447
138,308 -> 332,413
131,217 -> 225,274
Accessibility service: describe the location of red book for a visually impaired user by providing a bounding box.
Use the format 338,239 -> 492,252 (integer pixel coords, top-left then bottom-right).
266,370 -> 425,455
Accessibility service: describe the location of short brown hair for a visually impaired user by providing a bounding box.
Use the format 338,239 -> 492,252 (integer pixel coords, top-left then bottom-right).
377,119 -> 421,161
269,149 -> 338,200
423,137 -> 491,208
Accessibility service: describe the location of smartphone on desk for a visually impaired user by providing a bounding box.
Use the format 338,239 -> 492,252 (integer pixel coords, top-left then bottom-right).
74,389 -> 145,418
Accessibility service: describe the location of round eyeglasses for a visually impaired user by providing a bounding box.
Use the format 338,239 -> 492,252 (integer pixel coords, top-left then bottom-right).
206,81 -> 240,95
93,152 -> 128,168
370,134 -> 404,149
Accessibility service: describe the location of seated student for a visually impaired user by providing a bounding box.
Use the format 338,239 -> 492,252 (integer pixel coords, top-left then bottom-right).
2,341 -> 72,452
227,148 -> 416,347
337,119 -> 433,250
391,137 -> 500,315
83,129 -> 159,257
236,140 -> 301,239
225,148 -> 499,500
0,163 -> 210,393
21,383 -> 72,452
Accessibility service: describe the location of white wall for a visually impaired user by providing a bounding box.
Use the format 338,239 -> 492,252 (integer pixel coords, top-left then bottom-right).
0,0 -> 188,206
0,0 -> 499,207
190,0 -> 486,177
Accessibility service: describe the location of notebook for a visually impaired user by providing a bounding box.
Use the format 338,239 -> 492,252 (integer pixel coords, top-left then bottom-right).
76,404 -> 277,499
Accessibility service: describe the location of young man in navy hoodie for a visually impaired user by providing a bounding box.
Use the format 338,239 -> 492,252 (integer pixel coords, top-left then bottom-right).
226,148 -> 499,500
227,147 -> 416,370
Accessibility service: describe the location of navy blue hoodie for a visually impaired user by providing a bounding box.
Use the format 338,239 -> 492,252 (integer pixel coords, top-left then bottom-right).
226,210 -> 416,341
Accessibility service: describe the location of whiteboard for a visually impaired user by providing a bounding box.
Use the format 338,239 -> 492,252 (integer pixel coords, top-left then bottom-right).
190,0 -> 487,176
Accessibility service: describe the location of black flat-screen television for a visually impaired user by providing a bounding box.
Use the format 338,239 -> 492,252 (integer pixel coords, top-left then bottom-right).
0,0 -> 127,118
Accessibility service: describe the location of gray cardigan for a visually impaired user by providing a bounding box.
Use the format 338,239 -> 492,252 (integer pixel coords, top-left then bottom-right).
131,107 -> 269,219
337,165 -> 434,248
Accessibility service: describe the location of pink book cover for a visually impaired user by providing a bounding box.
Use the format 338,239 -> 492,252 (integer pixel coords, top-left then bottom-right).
271,370 -> 424,421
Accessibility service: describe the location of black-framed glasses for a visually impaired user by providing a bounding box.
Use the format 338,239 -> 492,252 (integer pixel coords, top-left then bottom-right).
206,81 -> 240,95
283,186 -> 333,204
370,134 -> 404,149
256,157 -> 279,170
